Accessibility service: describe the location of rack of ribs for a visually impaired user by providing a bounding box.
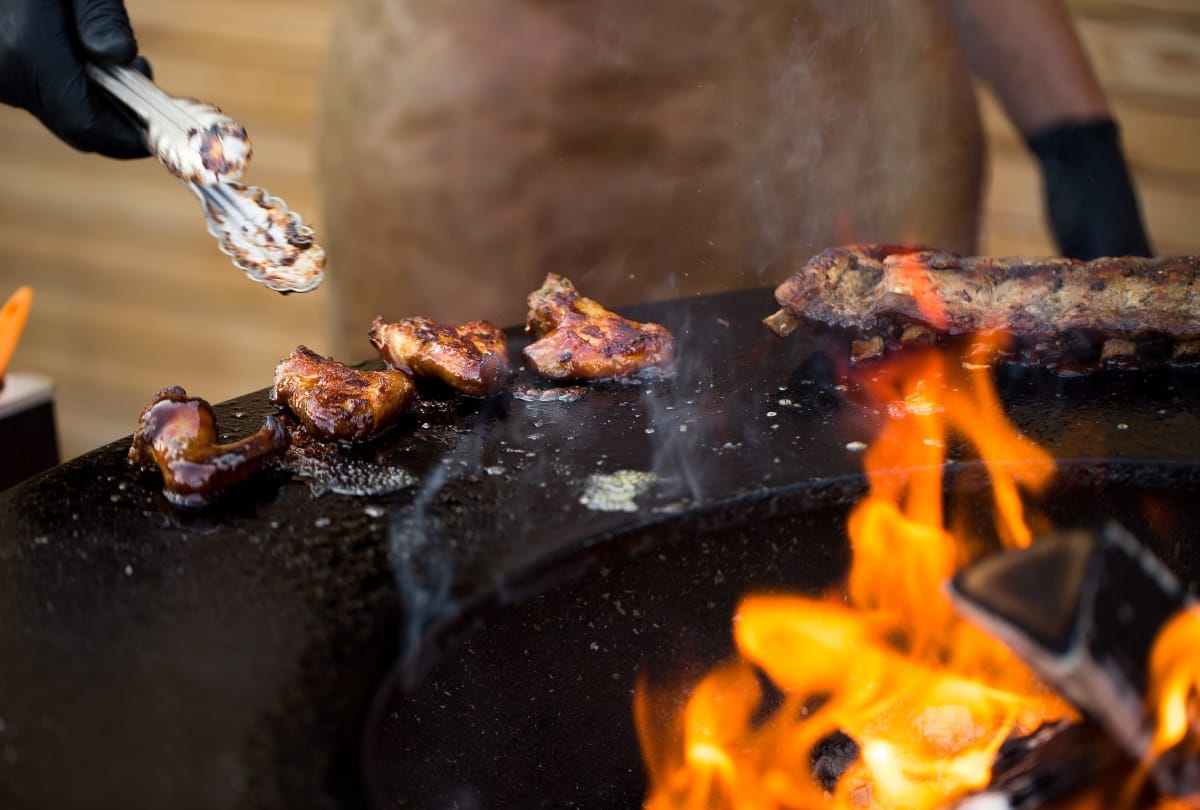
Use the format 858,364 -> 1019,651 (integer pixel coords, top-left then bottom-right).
764,244 -> 1200,372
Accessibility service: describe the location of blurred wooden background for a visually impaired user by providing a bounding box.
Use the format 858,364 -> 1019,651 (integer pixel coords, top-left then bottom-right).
0,0 -> 1197,461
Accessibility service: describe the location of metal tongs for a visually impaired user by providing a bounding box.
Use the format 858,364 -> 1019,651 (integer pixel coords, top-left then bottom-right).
85,63 -> 325,293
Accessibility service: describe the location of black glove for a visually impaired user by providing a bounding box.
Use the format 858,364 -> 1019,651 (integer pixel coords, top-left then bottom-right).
0,0 -> 150,158
1027,118 -> 1153,260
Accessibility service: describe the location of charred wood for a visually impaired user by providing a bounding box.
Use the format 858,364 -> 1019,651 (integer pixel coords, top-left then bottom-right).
949,522 -> 1198,801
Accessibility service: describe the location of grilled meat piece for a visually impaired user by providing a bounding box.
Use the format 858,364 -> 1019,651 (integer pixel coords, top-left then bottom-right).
368,316 -> 511,397
767,244 -> 1200,370
269,346 -> 415,443
523,274 -> 676,380
129,386 -> 289,507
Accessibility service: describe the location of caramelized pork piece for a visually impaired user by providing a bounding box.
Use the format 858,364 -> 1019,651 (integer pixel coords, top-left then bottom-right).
368,316 -> 511,396
522,274 -> 676,380
269,346 -> 415,443
129,386 -> 289,507
766,244 -> 1200,371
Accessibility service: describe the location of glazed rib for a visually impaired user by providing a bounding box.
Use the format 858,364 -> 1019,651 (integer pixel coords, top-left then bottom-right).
369,316 -> 511,397
523,274 -> 676,380
129,386 -> 289,506
269,346 -> 415,442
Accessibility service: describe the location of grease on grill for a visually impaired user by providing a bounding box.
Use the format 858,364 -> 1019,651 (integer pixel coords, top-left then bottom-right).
512,385 -> 587,403
579,470 -> 659,513
283,436 -> 417,497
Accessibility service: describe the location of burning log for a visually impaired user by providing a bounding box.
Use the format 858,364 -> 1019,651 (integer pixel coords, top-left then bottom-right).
949,522 -> 1200,805
951,720 -> 1147,810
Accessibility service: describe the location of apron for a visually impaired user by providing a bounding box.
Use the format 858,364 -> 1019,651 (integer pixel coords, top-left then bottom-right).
319,0 -> 983,357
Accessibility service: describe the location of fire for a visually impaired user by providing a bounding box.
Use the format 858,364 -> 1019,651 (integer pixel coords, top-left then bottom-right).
635,344 -> 1072,809
890,253 -> 949,332
1148,605 -> 1200,757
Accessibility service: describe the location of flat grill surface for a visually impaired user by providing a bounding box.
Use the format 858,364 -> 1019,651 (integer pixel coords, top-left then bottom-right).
0,287 -> 1198,810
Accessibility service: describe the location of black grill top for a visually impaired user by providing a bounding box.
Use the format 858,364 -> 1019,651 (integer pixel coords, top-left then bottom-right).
1,287 -> 1198,809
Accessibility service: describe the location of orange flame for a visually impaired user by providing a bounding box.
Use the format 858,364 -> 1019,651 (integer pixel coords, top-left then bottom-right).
636,345 -> 1071,809
1148,605 -> 1200,757
890,253 -> 949,332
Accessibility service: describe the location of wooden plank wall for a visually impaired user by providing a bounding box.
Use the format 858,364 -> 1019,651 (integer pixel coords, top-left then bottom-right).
0,0 -> 1197,460
981,0 -> 1200,257
0,0 -> 333,461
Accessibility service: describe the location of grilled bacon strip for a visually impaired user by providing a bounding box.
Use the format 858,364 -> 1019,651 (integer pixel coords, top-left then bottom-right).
767,245 -> 1200,370
369,316 -> 511,397
129,386 -> 289,506
270,346 -> 415,443
523,274 -> 676,380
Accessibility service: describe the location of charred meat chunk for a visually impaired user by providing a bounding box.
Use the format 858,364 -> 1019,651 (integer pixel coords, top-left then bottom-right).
129,386 -> 289,507
766,244 -> 1200,371
522,274 -> 676,380
368,316 -> 511,397
269,346 -> 414,443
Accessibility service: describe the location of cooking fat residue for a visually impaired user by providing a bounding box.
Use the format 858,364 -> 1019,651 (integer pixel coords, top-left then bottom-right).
579,470 -> 658,513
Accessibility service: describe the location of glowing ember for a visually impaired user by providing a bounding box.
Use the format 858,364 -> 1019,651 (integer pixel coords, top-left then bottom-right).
635,345 -> 1072,809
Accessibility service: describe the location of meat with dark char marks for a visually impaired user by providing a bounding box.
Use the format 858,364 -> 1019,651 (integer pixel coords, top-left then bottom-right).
523,274 -> 676,380
269,346 -> 415,442
368,316 -> 511,397
129,386 -> 289,507
766,245 -> 1200,371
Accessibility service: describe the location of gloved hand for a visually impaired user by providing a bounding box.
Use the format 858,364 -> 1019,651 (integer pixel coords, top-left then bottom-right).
1027,118 -> 1153,260
0,0 -> 150,158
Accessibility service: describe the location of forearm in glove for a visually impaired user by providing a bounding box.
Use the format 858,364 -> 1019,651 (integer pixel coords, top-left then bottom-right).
1027,118 -> 1153,260
0,0 -> 149,158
